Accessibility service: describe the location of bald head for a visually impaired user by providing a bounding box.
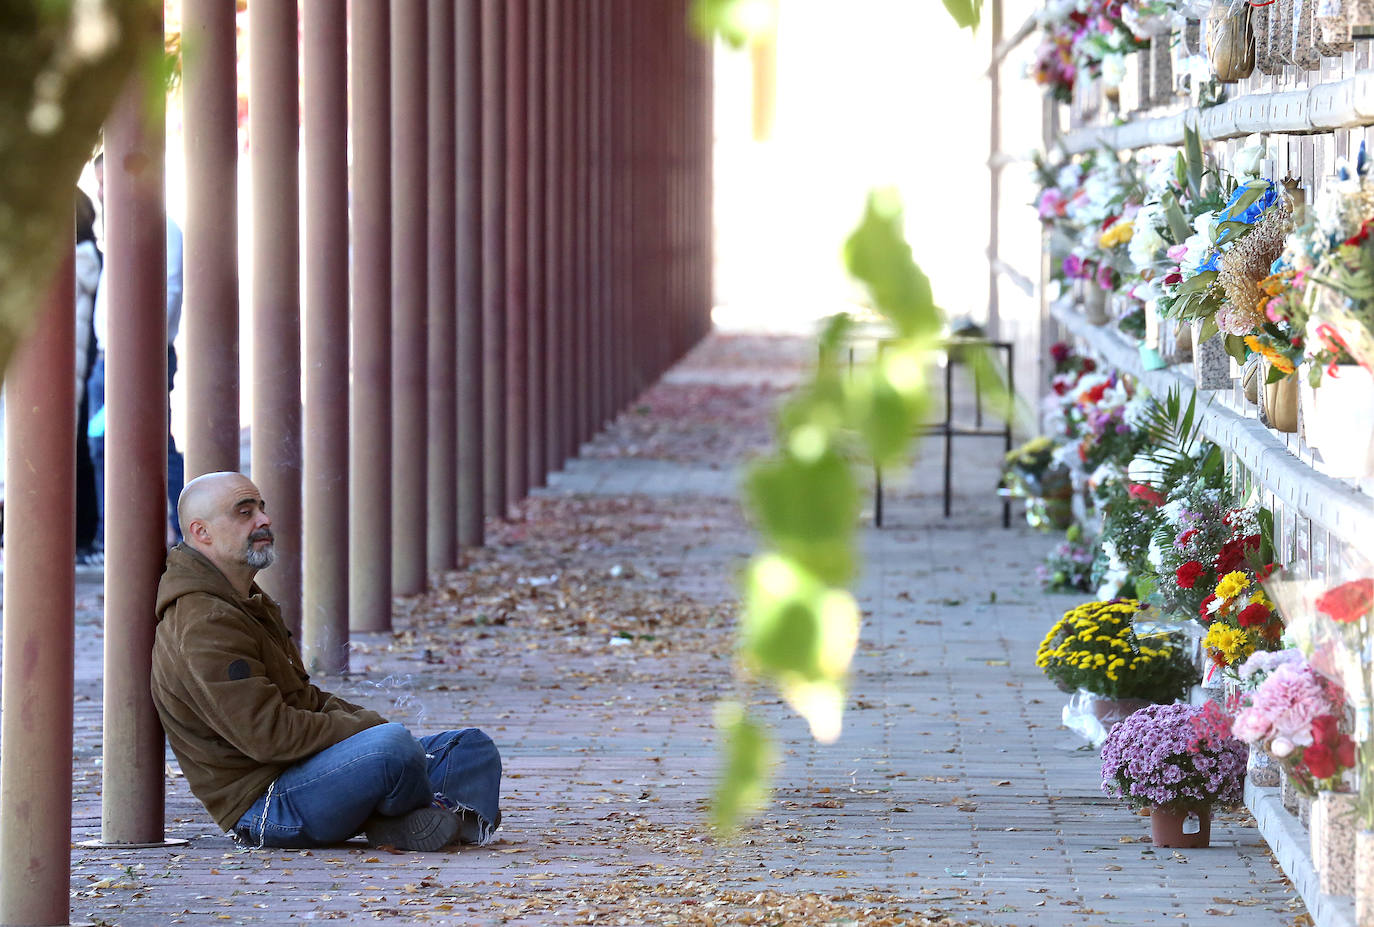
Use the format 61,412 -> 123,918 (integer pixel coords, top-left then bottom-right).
178,472 -> 257,536
177,472 -> 276,591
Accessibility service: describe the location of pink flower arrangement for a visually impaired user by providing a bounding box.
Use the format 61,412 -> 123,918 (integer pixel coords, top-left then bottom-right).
1230,658 -> 1353,792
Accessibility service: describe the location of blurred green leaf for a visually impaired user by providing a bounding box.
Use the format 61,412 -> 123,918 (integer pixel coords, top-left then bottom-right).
746,451 -> 859,584
941,0 -> 983,29
712,704 -> 775,833
843,191 -> 943,341
738,554 -> 861,695
689,0 -> 777,47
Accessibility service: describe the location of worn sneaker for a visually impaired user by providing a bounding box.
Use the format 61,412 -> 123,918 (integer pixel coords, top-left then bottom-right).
363,806 -> 461,852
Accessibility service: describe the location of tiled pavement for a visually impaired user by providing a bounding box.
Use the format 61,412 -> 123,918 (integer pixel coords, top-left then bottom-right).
11,332 -> 1309,925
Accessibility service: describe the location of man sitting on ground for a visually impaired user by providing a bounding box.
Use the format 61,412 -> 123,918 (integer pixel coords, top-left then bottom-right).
151,471 -> 501,851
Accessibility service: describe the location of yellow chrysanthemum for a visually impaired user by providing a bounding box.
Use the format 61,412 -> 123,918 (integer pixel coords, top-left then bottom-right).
1203,623 -> 1256,666
1098,220 -> 1134,249
1215,571 -> 1249,601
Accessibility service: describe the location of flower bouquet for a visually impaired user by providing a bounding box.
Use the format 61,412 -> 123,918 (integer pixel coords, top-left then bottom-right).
1039,532 -> 1097,593
1231,654 -> 1355,796
1001,436 -> 1074,530
1101,702 -> 1247,846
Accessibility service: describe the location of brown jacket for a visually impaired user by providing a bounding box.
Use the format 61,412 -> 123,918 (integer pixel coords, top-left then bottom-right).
151,545 -> 386,830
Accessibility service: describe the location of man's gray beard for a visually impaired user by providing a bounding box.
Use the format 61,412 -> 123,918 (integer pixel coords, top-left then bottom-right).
243,543 -> 277,570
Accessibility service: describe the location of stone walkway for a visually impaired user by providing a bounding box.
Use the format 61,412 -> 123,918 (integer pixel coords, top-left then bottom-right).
32,332 -> 1309,924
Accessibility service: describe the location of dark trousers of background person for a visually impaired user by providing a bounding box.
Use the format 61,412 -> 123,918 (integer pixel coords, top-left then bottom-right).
87,345 -> 184,550
75,329 -> 99,554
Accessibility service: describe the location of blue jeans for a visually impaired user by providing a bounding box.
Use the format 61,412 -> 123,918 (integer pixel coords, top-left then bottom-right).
233,723 -> 502,848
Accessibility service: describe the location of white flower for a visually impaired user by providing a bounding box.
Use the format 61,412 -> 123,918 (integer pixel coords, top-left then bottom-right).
1234,143 -> 1266,178
1270,736 -> 1295,758
1179,227 -> 1213,277
1127,222 -> 1166,272
1101,52 -> 1127,88
1146,156 -> 1179,196
1147,537 -> 1165,572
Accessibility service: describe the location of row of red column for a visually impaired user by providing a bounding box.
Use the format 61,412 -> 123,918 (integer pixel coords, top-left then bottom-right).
0,1 -> 713,923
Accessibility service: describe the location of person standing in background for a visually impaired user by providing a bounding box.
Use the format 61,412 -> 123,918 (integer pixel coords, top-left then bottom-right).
88,152 -> 186,551
75,188 -> 102,563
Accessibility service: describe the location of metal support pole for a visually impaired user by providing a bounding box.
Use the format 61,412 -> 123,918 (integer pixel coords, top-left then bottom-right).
392,0 -> 428,595
587,0 -> 603,432
456,0 -> 485,548
251,0 -> 302,637
561,1 -> 580,461
102,73 -> 169,846
543,0 -> 563,476
987,0 -> 1004,339
504,0 -> 529,510
0,246 -> 76,927
351,0 -> 393,631
303,0 -> 350,673
526,0 -> 547,491
428,0 -> 458,572
575,1 -> 592,445
183,0 -> 240,478
481,0 -> 508,519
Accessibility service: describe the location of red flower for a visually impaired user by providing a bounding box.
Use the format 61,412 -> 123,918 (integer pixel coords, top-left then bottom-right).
1082,382 -> 1108,405
1127,483 -> 1165,506
1316,579 -> 1374,624
1215,535 -> 1260,575
1254,562 -> 1278,582
1344,216 -> 1374,247
1176,561 -> 1205,589
1164,272 -> 1183,286
1304,743 -> 1336,780
1081,358 -> 1097,373
1337,737 -> 1357,769
1052,382 -> 1068,396
1311,714 -> 1341,745
1198,592 -> 1217,621
1177,528 -> 1197,547
1237,602 -> 1271,628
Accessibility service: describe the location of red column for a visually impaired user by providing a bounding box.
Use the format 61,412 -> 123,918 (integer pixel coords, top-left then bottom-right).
561,0 -> 580,462
102,73 -> 169,845
0,246 -> 76,926
526,0 -> 547,491
543,0 -> 563,475
575,1 -> 592,445
481,0 -> 508,519
456,0 -> 485,547
587,0 -> 604,433
350,0 -> 393,631
504,0 -> 529,510
182,0 -> 240,478
392,0 -> 428,595
251,0 -> 302,637
428,0 -> 458,572
303,0 -> 350,673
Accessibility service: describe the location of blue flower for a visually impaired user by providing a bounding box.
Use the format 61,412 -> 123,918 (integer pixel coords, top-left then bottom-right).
1216,181 -> 1279,244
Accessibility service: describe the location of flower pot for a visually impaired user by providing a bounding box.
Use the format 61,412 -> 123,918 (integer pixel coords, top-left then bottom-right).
1281,767 -> 1300,813
1090,697 -> 1153,731
1301,792 -> 1314,829
1356,829 -> 1374,927
1242,355 -> 1262,404
1151,805 -> 1212,848
1301,364 -> 1374,477
1261,363 -> 1299,433
1314,791 -> 1358,896
1191,321 -> 1231,389
1083,283 -> 1110,326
